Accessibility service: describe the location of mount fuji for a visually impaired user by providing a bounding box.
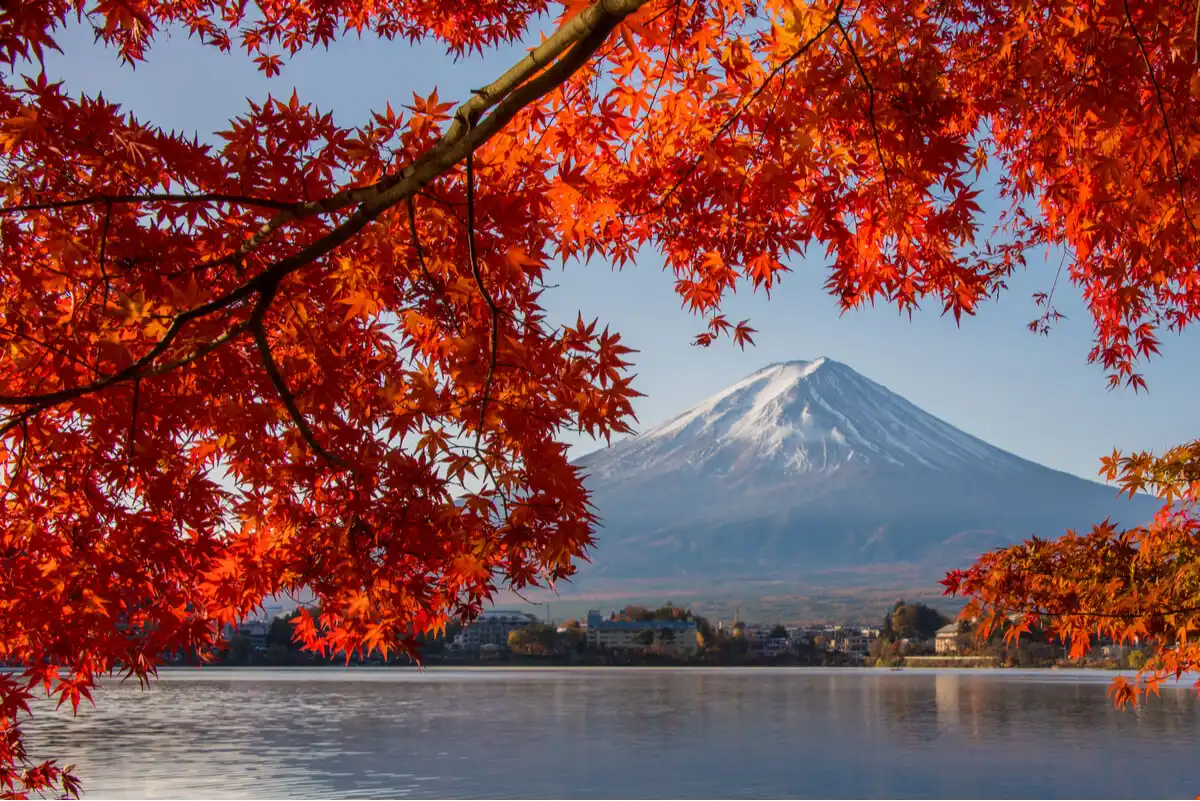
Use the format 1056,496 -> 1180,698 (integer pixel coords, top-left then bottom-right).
568,358 -> 1160,594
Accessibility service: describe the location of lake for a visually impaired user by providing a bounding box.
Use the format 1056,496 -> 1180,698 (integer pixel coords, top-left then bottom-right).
17,667 -> 1200,799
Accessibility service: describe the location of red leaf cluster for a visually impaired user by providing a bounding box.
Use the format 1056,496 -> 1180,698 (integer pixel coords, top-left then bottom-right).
3,0 -> 1200,794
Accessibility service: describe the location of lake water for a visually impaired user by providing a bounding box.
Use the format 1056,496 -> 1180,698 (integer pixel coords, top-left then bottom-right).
17,667 -> 1200,799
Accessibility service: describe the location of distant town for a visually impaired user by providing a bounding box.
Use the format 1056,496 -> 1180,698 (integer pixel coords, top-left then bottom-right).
193,600 -> 1147,672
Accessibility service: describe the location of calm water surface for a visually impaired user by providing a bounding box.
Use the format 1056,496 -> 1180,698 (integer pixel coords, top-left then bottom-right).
19,667 -> 1200,799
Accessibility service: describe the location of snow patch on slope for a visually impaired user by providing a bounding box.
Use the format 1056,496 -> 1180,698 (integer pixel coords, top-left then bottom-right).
579,358 -> 1030,481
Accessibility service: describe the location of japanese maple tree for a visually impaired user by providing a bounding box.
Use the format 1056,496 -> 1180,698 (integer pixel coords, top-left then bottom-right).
3,0 -> 1200,795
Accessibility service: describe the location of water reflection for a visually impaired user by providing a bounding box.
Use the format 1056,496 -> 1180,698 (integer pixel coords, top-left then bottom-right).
17,668 -> 1200,799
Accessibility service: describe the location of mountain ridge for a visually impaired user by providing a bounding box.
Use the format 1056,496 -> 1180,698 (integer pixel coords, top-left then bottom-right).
563,358 -> 1159,593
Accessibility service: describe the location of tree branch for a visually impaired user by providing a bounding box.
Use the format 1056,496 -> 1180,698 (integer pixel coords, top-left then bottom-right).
406,195 -> 463,336
127,378 -> 140,464
835,18 -> 893,205
1123,0 -> 1196,232
196,0 -> 652,265
465,150 -> 500,457
2,419 -> 28,502
1194,0 -> 1200,64
98,200 -> 114,312
0,0 -> 649,431
0,192 -> 299,216
963,591 -> 1200,623
643,0 -> 844,216
249,288 -> 349,470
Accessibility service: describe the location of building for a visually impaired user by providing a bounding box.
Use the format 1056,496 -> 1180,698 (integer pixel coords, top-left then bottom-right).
744,627 -> 792,654
759,637 -> 793,654
935,623 -> 961,654
787,628 -> 813,647
835,634 -> 873,662
585,610 -> 699,654
218,619 -> 271,656
455,610 -> 540,651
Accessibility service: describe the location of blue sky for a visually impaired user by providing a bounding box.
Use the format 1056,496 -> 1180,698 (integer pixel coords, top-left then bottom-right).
24,19 -> 1199,481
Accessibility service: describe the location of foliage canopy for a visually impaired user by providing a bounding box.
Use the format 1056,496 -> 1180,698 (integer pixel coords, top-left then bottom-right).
3,0 -> 1200,794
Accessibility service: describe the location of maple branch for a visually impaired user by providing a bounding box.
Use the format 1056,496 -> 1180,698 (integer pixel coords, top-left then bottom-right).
140,321 -> 250,377
961,591 -> 1200,623
213,0 -> 652,265
126,379 -> 139,465
0,328 -> 99,378
1123,0 -> 1197,233
465,150 -> 500,458
621,0 -> 684,151
0,193 -> 298,216
2,419 -> 28,502
0,295 -> 236,408
406,196 -> 433,281
249,288 -> 349,470
835,18 -> 893,205
0,0 -> 645,424
1030,249 -> 1070,336
98,201 -> 114,312
647,0 -> 844,215
1194,0 -> 1200,64
406,196 -> 463,336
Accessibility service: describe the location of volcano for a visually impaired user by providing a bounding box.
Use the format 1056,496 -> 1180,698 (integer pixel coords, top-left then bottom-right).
569,358 -> 1160,588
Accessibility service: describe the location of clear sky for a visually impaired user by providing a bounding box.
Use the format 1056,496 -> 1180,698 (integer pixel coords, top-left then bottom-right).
24,18 -> 1200,481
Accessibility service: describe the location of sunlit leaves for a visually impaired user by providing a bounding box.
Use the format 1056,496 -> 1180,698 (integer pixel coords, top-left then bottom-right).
4,0 -> 1200,795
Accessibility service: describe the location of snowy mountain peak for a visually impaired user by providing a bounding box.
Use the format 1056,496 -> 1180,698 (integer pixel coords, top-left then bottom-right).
563,359 -> 1158,593
578,359 -> 1029,481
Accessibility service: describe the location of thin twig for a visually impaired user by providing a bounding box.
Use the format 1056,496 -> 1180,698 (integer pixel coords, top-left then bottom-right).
1123,0 -> 1197,232
835,18 -> 893,205
98,201 -> 114,311
1,192 -> 298,216
406,196 -> 463,336
140,321 -> 250,377
2,419 -> 29,502
1,0 -> 646,418
465,149 -> 500,458
127,379 -> 140,464
1194,0 -> 1200,64
1031,249 -> 1070,336
642,0 -> 844,216
621,0 -> 684,152
249,288 -> 349,470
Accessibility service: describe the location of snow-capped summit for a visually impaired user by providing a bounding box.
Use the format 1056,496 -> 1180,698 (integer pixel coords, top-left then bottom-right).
583,358 -> 1025,486
568,359 -> 1159,591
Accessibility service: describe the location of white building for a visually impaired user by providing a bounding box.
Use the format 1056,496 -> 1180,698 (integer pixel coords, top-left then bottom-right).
584,610 -> 699,654
836,634 -> 872,662
455,610 -> 540,651
935,623 -> 961,655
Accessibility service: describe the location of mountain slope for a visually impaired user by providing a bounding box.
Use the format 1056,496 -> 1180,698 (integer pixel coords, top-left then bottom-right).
570,358 -> 1160,588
